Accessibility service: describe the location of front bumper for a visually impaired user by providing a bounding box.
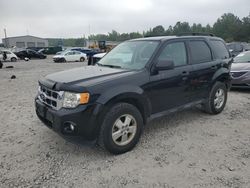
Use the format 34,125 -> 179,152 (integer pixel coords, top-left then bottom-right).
35,98 -> 103,140
53,57 -> 65,62
231,72 -> 250,88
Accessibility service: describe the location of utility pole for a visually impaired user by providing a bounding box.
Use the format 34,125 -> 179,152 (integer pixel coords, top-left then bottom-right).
4,28 -> 8,48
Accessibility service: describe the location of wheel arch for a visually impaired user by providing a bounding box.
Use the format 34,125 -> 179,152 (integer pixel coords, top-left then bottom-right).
96,86 -> 151,125
212,68 -> 231,89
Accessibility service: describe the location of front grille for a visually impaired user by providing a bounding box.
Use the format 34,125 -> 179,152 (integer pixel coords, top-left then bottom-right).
38,85 -> 64,110
231,71 -> 247,78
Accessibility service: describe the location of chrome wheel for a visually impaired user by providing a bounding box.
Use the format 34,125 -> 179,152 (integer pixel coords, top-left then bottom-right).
214,88 -> 225,109
112,114 -> 137,146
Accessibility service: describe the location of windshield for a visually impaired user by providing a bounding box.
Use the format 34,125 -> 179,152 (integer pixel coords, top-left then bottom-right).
234,52 -> 250,63
97,41 -> 159,70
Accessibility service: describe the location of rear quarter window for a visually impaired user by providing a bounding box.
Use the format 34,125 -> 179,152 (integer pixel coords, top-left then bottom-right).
189,40 -> 212,64
210,40 -> 230,59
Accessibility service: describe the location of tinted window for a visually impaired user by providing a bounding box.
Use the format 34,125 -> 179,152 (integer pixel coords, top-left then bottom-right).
210,40 -> 229,59
189,41 -> 212,64
28,50 -> 36,55
158,42 -> 187,66
66,52 -> 74,55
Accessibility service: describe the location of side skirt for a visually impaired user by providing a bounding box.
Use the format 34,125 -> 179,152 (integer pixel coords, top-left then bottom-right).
148,100 -> 204,122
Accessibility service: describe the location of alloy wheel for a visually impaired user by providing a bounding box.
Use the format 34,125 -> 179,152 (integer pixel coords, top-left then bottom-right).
112,114 -> 137,146
214,88 -> 225,109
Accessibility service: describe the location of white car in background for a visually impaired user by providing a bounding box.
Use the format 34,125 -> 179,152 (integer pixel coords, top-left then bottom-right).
53,51 -> 87,62
90,52 -> 106,65
0,50 -> 18,62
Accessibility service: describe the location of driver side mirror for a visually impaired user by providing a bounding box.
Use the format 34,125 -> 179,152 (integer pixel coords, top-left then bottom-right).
155,60 -> 174,71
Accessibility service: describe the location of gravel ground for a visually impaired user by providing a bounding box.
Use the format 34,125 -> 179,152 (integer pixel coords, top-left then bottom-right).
0,57 -> 250,188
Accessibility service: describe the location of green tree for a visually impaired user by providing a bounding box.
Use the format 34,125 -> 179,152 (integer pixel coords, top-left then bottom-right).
129,32 -> 142,39
213,13 -> 242,42
119,33 -> 130,41
241,14 -> 250,42
173,22 -> 191,35
152,25 -> 165,36
165,26 -> 173,35
108,30 -> 120,41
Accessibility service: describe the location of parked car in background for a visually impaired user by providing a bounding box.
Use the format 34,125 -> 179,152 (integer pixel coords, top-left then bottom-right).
15,49 -> 46,59
227,42 -> 250,57
55,51 -> 64,55
231,51 -> 250,88
88,52 -> 106,65
38,46 -> 63,55
53,50 -> 87,62
0,50 -> 18,62
71,48 -> 101,58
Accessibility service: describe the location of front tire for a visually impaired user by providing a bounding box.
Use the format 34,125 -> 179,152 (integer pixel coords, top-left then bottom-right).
62,58 -> 66,63
203,81 -> 227,114
98,103 -> 143,154
11,57 -> 17,62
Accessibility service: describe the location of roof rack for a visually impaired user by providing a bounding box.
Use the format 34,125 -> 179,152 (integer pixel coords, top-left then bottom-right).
177,32 -> 215,37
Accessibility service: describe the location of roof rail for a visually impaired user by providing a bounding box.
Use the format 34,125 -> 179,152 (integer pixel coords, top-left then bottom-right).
177,32 -> 215,37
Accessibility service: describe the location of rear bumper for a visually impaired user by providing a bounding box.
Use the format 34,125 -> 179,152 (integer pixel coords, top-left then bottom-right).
35,98 -> 103,140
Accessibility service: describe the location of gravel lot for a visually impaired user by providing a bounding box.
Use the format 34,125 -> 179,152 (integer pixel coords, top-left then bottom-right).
0,57 -> 250,188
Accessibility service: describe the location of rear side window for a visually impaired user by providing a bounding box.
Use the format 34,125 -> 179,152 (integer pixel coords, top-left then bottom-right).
189,41 -> 212,64
210,40 -> 229,59
158,42 -> 187,67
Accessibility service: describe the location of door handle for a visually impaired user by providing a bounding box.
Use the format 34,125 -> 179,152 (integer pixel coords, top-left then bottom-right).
211,65 -> 217,70
181,71 -> 189,76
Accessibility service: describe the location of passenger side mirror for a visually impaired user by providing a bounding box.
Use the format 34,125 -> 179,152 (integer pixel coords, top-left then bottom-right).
155,60 -> 174,71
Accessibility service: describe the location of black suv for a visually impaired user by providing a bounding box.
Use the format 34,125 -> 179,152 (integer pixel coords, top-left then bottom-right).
35,35 -> 232,154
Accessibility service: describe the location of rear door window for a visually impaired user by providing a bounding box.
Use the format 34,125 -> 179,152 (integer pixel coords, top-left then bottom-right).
66,52 -> 74,56
210,40 -> 229,59
189,41 -> 212,64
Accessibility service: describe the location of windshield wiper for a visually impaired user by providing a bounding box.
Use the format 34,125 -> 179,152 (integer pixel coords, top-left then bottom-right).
96,62 -> 121,68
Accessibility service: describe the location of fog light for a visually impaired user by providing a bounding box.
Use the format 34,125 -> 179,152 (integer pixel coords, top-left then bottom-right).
63,122 -> 76,134
70,124 -> 75,131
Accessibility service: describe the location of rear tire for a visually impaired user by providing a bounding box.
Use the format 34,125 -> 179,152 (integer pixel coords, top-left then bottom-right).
98,103 -> 143,154
11,57 -> 17,62
203,81 -> 227,114
80,57 -> 85,62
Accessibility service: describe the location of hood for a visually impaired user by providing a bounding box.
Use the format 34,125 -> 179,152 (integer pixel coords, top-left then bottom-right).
45,66 -> 134,87
53,54 -> 64,58
231,63 -> 250,71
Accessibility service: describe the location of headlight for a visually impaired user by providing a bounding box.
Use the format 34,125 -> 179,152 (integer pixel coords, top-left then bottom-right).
62,92 -> 90,108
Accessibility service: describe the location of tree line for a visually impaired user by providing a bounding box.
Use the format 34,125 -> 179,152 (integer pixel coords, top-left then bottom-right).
48,13 -> 250,47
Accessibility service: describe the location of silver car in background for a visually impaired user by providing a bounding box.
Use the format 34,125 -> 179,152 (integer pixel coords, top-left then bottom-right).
231,51 -> 250,88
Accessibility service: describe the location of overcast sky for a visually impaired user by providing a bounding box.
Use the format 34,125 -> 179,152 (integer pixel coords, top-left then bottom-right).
0,0 -> 249,40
